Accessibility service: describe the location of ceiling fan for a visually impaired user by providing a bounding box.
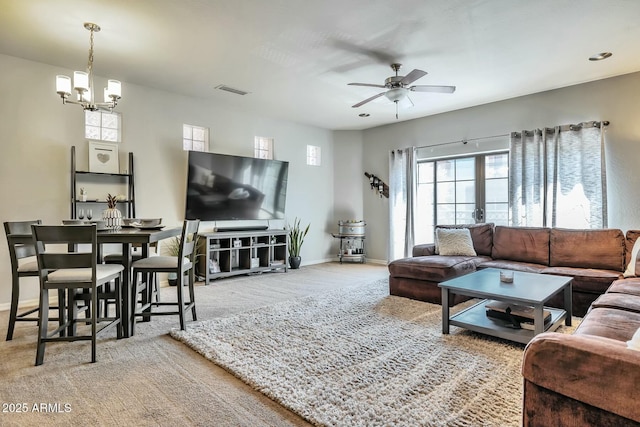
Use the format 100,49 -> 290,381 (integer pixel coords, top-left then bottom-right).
348,63 -> 456,119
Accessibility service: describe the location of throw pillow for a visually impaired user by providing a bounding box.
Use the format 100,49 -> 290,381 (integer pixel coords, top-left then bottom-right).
627,327 -> 640,351
624,238 -> 640,278
436,228 -> 477,256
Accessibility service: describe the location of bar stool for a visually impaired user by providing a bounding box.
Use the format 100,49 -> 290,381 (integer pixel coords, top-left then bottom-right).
4,220 -> 64,341
131,220 -> 200,331
32,224 -> 124,365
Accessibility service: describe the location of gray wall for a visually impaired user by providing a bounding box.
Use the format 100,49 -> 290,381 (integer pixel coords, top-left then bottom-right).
362,71 -> 640,261
0,53 -> 362,309
3,49 -> 640,308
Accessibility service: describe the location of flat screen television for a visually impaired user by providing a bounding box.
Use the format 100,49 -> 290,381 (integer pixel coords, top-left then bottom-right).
185,151 -> 289,221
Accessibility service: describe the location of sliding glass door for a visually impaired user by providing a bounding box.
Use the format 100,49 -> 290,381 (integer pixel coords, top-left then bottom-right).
415,152 -> 508,244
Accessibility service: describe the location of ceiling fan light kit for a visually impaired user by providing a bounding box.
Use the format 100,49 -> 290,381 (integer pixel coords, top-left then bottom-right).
55,22 -> 122,112
348,63 -> 455,119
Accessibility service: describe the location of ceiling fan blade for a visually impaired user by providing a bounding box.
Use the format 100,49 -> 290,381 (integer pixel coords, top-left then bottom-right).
332,40 -> 398,65
348,83 -> 387,89
410,85 -> 456,94
352,92 -> 386,108
401,69 -> 427,85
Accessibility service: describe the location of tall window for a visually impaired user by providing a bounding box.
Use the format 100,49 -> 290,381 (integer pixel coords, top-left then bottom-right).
415,152 -> 509,244
85,110 -> 121,142
254,136 -> 274,159
183,124 -> 209,151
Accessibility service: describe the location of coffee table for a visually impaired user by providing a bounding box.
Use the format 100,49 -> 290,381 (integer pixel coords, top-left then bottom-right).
438,268 -> 572,344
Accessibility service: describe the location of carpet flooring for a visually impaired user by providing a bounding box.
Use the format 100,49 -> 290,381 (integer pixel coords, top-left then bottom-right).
0,262 -> 387,426
171,277 -> 577,427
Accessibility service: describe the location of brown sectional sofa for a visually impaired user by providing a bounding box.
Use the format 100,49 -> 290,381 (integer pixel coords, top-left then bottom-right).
388,223 -> 631,316
389,223 -> 640,425
522,277 -> 640,425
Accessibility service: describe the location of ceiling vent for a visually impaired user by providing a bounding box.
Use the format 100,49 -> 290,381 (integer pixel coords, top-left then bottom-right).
215,84 -> 250,95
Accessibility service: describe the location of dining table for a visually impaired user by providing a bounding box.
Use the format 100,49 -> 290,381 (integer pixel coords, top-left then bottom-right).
12,225 -> 182,338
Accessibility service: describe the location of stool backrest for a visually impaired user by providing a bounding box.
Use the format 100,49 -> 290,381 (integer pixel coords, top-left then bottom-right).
31,225 -> 98,282
179,219 -> 200,261
4,220 -> 41,271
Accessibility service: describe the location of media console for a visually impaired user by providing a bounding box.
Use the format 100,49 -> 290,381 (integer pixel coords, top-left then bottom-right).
197,229 -> 288,283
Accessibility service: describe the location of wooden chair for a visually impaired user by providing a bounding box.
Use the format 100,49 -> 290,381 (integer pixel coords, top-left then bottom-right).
31,224 -> 124,365
131,220 -> 200,331
4,220 -> 65,341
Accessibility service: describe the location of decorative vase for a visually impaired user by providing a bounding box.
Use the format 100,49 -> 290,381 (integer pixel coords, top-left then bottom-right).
289,256 -> 301,269
102,208 -> 122,230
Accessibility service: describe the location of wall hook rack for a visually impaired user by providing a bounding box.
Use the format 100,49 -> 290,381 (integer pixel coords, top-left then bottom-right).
364,172 -> 389,198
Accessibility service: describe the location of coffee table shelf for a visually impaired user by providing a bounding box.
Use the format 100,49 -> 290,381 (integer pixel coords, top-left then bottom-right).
450,299 -> 568,345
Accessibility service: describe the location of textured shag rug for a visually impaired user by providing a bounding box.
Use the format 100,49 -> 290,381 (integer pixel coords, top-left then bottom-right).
171,278 -> 576,427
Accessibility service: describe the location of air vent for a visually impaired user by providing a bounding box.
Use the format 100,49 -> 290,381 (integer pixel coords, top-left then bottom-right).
215,84 -> 250,96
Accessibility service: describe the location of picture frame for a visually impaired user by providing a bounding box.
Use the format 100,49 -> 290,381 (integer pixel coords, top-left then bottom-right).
88,141 -> 119,174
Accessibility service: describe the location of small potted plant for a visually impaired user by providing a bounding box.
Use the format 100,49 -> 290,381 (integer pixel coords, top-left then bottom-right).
288,217 -> 310,269
80,187 -> 87,202
164,235 -> 203,285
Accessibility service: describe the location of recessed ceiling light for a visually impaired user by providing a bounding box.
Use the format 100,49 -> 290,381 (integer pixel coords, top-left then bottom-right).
589,52 -> 612,61
359,113 -> 370,117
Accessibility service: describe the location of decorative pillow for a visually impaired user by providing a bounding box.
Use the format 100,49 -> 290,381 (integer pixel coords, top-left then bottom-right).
436,228 -> 477,256
624,238 -> 640,278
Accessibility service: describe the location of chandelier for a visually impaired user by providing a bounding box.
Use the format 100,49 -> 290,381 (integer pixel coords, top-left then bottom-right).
55,23 -> 121,111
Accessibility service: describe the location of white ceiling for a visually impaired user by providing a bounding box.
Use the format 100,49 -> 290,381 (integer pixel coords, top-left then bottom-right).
1,0 -> 639,130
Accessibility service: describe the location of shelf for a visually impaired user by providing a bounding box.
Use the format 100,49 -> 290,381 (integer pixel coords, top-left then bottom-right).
75,170 -> 132,177
76,199 -> 133,203
71,146 -> 136,220
198,230 -> 288,283
449,299 -> 568,345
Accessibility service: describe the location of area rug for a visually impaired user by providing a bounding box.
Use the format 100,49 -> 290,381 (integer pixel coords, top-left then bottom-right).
170,278 -> 577,427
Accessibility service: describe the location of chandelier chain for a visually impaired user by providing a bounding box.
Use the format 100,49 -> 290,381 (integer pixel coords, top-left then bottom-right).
87,27 -> 94,76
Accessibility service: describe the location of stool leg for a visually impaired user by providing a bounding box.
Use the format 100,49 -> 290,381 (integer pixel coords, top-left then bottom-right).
189,269 -> 197,321
6,275 -> 20,340
35,288 -> 49,366
176,272 -> 186,330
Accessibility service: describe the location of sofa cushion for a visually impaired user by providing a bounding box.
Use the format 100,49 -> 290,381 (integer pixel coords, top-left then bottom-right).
490,226 -> 550,265
412,243 -> 436,257
575,307 -> 640,342
549,228 -> 625,271
434,223 -> 494,256
388,255 -> 486,282
478,260 -> 547,274
591,293 -> 640,314
436,228 -> 476,256
541,266 -> 621,294
607,278 -> 640,297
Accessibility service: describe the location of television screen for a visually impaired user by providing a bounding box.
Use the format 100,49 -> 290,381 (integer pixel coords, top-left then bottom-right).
185,151 -> 289,221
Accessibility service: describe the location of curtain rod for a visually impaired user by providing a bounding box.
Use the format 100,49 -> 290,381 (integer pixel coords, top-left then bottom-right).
413,133 -> 510,151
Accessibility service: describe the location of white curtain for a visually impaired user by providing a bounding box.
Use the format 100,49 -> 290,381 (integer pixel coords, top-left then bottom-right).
509,121 -> 607,228
389,148 -> 416,261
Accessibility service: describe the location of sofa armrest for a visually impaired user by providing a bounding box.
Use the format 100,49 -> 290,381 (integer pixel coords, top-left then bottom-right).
413,243 -> 436,257
522,332 -> 640,422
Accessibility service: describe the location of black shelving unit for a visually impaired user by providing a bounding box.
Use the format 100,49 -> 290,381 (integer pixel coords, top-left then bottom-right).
70,145 -> 135,219
197,230 -> 288,283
